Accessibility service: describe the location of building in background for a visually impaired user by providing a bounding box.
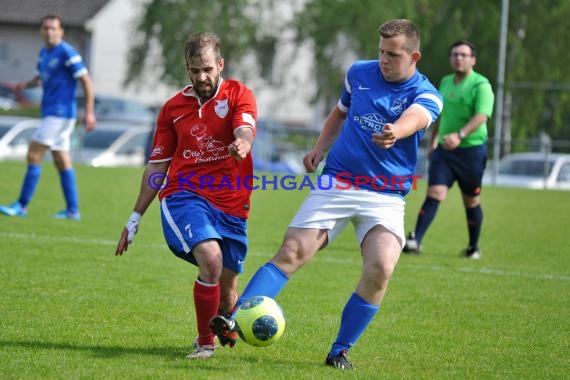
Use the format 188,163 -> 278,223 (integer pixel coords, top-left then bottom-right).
0,0 -> 173,107
0,0 -> 319,128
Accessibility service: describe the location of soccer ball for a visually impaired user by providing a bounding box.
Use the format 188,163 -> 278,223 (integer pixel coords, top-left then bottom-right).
235,296 -> 285,347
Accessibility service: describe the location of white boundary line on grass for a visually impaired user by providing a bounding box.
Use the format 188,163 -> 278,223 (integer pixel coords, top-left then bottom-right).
457,266 -> 570,281
401,262 -> 570,281
0,231 -> 165,249
2,231 -> 569,282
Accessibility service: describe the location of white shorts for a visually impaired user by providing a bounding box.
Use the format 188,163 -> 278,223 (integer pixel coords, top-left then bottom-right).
32,116 -> 76,151
289,181 -> 406,247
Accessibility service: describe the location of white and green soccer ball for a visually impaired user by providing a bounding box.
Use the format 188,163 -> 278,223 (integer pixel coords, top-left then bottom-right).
235,296 -> 285,347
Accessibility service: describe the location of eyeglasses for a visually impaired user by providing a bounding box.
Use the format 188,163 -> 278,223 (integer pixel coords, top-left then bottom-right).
451,52 -> 473,58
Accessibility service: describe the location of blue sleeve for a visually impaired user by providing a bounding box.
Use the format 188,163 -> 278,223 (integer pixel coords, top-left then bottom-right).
414,89 -> 443,125
63,44 -> 88,78
338,64 -> 356,111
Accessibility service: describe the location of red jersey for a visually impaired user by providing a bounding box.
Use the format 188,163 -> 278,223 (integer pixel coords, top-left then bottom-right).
149,78 -> 257,218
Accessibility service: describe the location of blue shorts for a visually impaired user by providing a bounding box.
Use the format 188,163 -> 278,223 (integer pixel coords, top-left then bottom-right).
428,145 -> 487,196
160,191 -> 248,273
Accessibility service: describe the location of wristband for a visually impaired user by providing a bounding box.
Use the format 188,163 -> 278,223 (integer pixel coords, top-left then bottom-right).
128,211 -> 142,223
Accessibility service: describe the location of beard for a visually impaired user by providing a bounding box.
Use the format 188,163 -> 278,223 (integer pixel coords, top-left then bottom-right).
192,74 -> 220,100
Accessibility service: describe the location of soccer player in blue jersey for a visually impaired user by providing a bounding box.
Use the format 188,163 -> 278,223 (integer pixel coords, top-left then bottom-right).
210,19 -> 443,369
0,14 -> 96,220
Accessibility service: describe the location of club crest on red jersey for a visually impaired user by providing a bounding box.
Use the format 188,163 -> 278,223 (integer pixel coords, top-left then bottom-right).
215,99 -> 229,118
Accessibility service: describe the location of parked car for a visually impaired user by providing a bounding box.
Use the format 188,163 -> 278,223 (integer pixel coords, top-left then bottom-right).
252,148 -> 306,174
0,116 -> 40,161
72,122 -> 152,167
0,95 -> 19,111
76,94 -> 155,125
483,152 -> 570,190
252,126 -> 305,174
0,82 -> 42,107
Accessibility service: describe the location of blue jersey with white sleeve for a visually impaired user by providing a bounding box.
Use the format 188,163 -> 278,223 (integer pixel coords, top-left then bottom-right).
37,41 -> 88,118
323,60 -> 443,197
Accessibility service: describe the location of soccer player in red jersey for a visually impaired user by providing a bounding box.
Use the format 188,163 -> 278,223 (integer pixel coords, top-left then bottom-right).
115,32 -> 256,359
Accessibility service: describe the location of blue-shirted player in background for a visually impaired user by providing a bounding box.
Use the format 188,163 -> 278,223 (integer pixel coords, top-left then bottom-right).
0,14 -> 96,220
210,19 -> 443,370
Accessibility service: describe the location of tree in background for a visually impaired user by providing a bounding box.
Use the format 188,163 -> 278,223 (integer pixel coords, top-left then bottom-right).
126,0 -> 570,149
124,0 -> 282,87
295,0 -> 570,148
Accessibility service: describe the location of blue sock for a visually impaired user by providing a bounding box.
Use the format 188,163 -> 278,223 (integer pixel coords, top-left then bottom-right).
330,292 -> 379,356
234,262 -> 289,317
414,196 -> 440,244
18,164 -> 42,207
466,205 -> 483,249
59,168 -> 79,213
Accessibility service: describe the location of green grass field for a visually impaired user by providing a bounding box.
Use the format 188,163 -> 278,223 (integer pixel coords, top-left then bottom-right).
1,161 -> 569,379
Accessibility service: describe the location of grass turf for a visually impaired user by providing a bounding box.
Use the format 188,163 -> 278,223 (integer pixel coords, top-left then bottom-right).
0,161 -> 569,379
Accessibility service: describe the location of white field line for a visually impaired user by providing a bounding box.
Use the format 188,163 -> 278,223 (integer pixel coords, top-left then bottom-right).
1,231 -> 569,282
404,262 -> 570,282
0,231 -> 165,249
